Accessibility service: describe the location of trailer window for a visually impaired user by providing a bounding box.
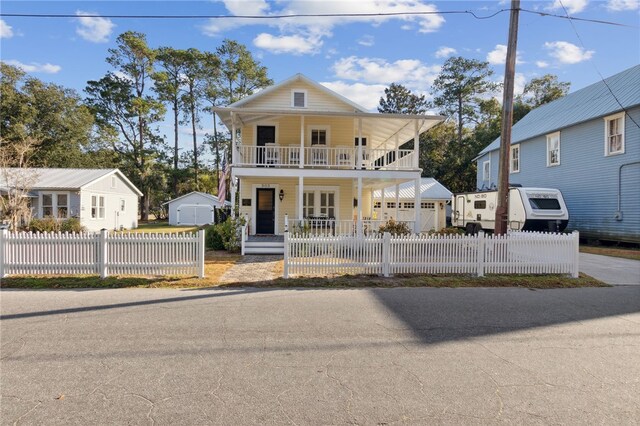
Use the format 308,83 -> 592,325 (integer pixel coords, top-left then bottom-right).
474,200 -> 486,209
529,198 -> 561,210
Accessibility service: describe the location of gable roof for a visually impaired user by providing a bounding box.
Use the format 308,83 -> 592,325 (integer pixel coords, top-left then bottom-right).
0,168 -> 143,196
478,65 -> 640,156
372,178 -> 452,200
228,73 -> 368,112
163,191 -> 230,207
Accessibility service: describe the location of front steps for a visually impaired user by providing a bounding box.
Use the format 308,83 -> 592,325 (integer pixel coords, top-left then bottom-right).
243,237 -> 285,255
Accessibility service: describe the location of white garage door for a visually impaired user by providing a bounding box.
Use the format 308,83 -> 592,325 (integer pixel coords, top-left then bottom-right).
377,202 -> 436,232
177,205 -> 214,226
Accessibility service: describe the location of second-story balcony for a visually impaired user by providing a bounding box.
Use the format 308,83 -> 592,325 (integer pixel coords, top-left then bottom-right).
236,145 -> 417,171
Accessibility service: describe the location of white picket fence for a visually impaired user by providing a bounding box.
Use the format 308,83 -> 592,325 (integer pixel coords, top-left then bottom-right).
0,229 -> 205,278
284,231 -> 579,278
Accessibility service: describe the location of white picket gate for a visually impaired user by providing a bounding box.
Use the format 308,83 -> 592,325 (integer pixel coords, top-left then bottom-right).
0,229 -> 205,278
284,231 -> 579,278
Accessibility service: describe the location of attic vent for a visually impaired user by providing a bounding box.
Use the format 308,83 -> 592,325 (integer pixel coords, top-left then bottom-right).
292,91 -> 306,108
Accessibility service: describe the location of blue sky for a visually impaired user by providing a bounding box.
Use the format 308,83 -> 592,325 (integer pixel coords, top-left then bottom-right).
1,0 -> 639,151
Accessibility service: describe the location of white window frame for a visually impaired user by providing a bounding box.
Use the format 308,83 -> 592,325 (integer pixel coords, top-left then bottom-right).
307,125 -> 330,146
91,195 -> 105,219
510,144 -> 520,173
111,175 -> 117,188
482,160 -> 491,181
546,132 -> 560,167
291,89 -> 307,108
296,185 -> 340,220
40,192 -> 70,219
604,112 -> 625,156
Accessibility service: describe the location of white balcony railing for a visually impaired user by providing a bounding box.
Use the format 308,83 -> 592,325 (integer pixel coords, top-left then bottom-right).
237,145 -> 416,170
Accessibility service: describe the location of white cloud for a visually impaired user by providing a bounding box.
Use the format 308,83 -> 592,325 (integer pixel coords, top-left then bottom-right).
544,41 -> 594,64
4,60 -> 61,74
435,46 -> 457,58
333,56 -> 440,88
486,44 -> 524,65
606,0 -> 639,11
253,33 -> 322,54
358,35 -> 375,47
75,11 -> 115,43
0,19 -> 13,39
202,1 -> 445,54
494,72 -> 527,101
547,0 -> 589,14
536,60 -> 549,68
320,81 -> 387,110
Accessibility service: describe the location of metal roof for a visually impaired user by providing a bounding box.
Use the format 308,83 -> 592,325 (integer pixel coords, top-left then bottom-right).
0,168 -> 143,195
372,178 -> 452,200
163,191 -> 231,207
478,65 -> 640,156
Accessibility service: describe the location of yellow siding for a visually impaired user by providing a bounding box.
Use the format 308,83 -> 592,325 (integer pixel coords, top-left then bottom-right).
239,177 -> 362,235
242,115 -> 356,148
243,80 -> 356,112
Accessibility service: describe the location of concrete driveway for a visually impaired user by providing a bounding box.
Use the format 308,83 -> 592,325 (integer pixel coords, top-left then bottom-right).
2,286 -> 639,425
580,253 -> 640,285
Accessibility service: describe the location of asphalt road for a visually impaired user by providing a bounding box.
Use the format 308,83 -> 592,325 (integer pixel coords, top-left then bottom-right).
2,286 -> 639,425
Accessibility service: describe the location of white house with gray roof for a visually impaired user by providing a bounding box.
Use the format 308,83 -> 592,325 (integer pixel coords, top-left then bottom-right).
1,168 -> 142,231
474,65 -> 640,243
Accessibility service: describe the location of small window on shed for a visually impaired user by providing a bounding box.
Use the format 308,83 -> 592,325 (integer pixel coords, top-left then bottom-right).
292,90 -> 307,108
421,202 -> 435,209
373,201 -> 381,209
474,200 -> 487,209
111,176 -> 117,188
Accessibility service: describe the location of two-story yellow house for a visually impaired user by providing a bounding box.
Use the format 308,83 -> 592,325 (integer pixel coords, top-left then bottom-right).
214,74 -> 444,253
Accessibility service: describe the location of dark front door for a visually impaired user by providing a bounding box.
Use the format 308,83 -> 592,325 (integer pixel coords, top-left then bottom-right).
256,188 -> 275,234
257,126 -> 276,165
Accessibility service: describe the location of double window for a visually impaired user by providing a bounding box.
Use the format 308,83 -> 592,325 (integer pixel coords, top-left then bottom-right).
510,144 -> 520,173
41,193 -> 69,218
605,113 -> 625,156
91,195 -> 105,219
546,132 -> 560,167
311,129 -> 327,145
303,190 -> 336,218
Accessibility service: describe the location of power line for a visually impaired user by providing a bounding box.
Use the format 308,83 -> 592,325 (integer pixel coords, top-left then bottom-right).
0,9 -> 636,28
557,0 -> 640,130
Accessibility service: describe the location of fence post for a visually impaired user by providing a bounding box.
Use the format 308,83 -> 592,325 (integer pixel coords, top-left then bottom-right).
198,229 -> 206,278
99,228 -> 108,279
572,230 -> 579,278
241,224 -> 246,256
477,231 -> 485,277
284,214 -> 289,233
382,232 -> 391,277
0,229 -> 7,279
283,231 -> 289,279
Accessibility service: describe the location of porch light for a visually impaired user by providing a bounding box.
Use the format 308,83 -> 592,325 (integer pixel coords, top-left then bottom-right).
279,189 -> 285,201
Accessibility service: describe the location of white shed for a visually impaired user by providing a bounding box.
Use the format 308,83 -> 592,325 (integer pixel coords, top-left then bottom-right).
165,192 -> 228,226
372,178 -> 452,232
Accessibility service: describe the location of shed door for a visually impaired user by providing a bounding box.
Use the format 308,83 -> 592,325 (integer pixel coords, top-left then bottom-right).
178,205 -> 213,225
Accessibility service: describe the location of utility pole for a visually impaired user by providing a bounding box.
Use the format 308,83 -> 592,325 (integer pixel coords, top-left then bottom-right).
495,0 -> 520,235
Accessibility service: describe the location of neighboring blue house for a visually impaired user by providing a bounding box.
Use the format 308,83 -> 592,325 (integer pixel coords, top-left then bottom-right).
474,65 -> 640,243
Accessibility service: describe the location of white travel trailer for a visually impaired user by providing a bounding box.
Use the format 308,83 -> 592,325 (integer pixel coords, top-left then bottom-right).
451,187 -> 569,234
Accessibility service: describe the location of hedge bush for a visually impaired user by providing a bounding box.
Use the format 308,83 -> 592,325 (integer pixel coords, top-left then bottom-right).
29,218 -> 86,233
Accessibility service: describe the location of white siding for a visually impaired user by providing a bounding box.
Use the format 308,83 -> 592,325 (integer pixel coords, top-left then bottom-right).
241,80 -> 357,112
81,173 -> 139,231
168,193 -> 220,226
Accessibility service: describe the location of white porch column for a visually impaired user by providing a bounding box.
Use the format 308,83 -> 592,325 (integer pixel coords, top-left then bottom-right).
230,175 -> 237,218
231,112 -> 237,165
395,134 -> 400,170
381,187 -> 386,221
298,176 -> 304,220
414,178 -> 421,234
413,120 -> 420,169
357,177 -> 363,236
299,115 -> 305,168
395,184 -> 400,219
369,188 -> 374,220
434,201 -> 441,232
357,118 -> 363,169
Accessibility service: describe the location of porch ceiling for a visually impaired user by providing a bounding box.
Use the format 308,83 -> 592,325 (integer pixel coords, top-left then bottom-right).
213,107 -> 445,150
233,169 -> 418,189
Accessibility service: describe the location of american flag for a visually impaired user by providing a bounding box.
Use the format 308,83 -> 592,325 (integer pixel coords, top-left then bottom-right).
218,153 -> 228,205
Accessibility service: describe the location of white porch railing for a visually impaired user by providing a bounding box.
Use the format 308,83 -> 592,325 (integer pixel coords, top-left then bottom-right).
286,218 -> 415,236
0,229 -> 206,278
283,231 -> 580,278
237,145 -> 416,170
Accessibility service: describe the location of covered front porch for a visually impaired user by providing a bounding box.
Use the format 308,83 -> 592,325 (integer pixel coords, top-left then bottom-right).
234,171 -> 424,237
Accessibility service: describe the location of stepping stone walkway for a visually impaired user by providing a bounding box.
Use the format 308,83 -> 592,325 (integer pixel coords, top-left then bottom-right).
218,255 -> 283,284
